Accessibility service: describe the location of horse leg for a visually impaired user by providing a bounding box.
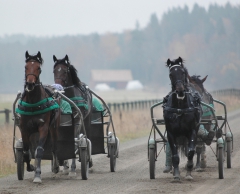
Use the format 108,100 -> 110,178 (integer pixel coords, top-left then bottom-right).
185,131 -> 196,180
167,133 -> 180,180
69,159 -> 77,176
62,160 -> 69,175
163,141 -> 172,173
33,146 -> 44,183
195,142 -> 203,172
200,144 -> 207,168
22,136 -> 34,172
67,111 -> 81,177
172,154 -> 180,180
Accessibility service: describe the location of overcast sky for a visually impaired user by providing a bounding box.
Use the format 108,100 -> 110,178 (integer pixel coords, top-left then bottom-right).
0,0 -> 239,37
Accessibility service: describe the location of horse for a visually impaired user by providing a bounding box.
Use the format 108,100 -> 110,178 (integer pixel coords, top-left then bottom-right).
163,74 -> 215,173
163,57 -> 202,180
16,51 -> 61,183
188,74 -> 215,171
53,54 -> 92,175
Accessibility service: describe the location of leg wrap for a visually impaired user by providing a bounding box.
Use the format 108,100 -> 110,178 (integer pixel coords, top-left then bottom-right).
187,160 -> 194,170
35,146 -> 44,159
188,149 -> 195,160
172,154 -> 179,168
165,142 -> 172,166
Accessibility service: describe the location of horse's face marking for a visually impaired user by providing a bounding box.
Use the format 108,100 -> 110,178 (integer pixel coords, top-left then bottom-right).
25,61 -> 41,83
53,64 -> 68,86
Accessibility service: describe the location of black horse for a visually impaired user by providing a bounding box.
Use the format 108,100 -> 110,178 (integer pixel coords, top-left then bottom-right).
188,74 -> 215,171
16,51 -> 61,183
53,55 -> 92,175
163,57 -> 202,180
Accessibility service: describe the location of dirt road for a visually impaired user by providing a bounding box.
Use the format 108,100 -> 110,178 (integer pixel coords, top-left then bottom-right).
0,109 -> 239,194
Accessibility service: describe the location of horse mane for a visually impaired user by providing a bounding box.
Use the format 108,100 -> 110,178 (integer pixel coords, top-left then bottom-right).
68,63 -> 81,87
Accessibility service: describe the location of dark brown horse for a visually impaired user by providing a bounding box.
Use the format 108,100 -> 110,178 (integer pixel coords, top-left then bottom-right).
53,54 -> 92,175
17,51 -> 60,183
188,74 -> 215,171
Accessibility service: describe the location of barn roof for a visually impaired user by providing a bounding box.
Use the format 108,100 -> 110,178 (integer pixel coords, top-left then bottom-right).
91,70 -> 133,82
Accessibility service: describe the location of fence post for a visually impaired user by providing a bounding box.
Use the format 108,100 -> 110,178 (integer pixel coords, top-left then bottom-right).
4,109 -> 10,124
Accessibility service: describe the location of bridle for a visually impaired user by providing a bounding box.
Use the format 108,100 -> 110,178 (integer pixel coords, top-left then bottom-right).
25,61 -> 42,92
169,64 -> 187,100
53,64 -> 70,86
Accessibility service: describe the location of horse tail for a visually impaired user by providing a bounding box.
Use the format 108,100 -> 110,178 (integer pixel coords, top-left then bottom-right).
177,136 -> 189,158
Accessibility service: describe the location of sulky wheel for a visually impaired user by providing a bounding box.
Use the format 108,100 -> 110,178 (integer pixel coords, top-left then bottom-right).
149,148 -> 155,179
16,150 -> 24,180
227,141 -> 232,168
218,147 -> 224,179
80,149 -> 89,180
109,146 -> 116,172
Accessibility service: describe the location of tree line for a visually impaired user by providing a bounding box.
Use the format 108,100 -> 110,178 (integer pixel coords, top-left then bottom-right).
0,3 -> 239,93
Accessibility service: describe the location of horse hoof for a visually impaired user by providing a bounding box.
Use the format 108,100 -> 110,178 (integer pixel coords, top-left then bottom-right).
27,164 -> 34,172
195,167 -> 203,172
69,171 -> 77,177
53,167 -> 59,174
171,177 -> 181,183
33,177 -> 42,183
62,168 -> 69,175
163,166 -> 172,173
185,175 -> 193,180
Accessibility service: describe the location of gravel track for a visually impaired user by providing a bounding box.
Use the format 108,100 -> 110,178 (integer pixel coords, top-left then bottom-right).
0,109 -> 240,194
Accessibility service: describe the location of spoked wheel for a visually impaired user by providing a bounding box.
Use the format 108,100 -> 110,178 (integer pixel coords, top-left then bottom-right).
80,149 -> 89,180
149,148 -> 155,179
227,141 -> 232,168
16,150 -> 24,180
109,146 -> 116,172
218,147 -> 224,179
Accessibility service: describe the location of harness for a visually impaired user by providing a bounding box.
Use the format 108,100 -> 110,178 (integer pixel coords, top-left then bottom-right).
163,90 -> 202,116
16,86 -> 59,116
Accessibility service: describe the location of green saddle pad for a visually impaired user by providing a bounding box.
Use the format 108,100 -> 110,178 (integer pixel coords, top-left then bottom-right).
61,100 -> 72,114
92,97 -> 104,111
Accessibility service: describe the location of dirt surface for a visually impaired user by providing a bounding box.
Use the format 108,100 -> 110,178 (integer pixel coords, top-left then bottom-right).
0,109 -> 240,194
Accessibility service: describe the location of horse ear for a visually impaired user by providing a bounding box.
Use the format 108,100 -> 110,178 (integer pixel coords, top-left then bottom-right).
201,75 -> 208,83
65,55 -> 69,61
53,55 -> 57,62
178,57 -> 183,64
167,59 -> 171,67
37,51 -> 41,59
25,51 -> 29,59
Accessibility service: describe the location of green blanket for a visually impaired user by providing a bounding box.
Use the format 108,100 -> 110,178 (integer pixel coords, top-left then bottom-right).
92,97 -> 104,111
202,103 -> 214,117
61,100 -> 72,114
16,97 -> 59,115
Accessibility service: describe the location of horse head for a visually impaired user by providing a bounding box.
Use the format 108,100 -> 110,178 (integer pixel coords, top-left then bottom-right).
25,51 -> 43,92
166,57 -> 188,100
53,55 -> 81,87
188,74 -> 211,104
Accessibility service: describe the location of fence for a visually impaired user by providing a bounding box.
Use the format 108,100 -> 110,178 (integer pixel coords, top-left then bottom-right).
0,88 -> 239,122
107,88 -> 240,112
0,109 -> 11,124
211,88 -> 240,97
